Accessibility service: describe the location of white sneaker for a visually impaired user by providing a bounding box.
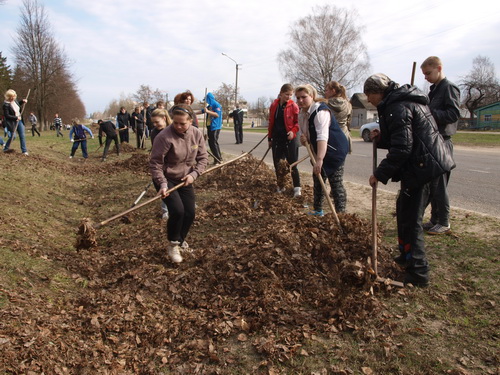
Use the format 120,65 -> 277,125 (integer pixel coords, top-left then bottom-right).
69,155 -> 73,159
22,152 -> 29,156
427,224 -> 451,235
293,187 -> 302,198
167,241 -> 183,263
162,212 -> 169,220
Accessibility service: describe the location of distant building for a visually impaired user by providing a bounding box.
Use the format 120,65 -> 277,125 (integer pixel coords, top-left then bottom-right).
474,101 -> 500,130
350,93 -> 378,128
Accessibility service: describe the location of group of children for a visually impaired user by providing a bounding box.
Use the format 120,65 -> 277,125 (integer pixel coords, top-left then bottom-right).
3,56 -> 459,287
265,56 -> 458,287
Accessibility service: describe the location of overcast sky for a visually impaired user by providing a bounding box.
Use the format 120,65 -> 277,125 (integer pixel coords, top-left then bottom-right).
1,0 -> 499,115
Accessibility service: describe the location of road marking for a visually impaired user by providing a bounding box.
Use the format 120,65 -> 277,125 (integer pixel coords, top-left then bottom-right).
351,153 -> 368,157
468,169 -> 491,174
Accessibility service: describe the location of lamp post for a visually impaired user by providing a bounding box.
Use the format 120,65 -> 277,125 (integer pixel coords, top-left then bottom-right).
221,53 -> 240,108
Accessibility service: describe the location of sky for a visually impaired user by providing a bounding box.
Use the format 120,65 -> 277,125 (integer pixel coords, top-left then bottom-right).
1,0 -> 499,115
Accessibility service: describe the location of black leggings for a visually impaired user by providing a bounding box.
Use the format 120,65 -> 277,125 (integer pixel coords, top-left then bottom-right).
156,180 -> 196,243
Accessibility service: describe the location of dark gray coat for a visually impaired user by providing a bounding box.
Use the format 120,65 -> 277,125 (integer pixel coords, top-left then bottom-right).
428,77 -> 460,137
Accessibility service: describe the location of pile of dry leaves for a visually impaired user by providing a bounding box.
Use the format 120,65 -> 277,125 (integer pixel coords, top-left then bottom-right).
1,152 -> 402,374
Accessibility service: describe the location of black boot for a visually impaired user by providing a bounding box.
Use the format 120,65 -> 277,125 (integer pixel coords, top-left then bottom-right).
404,258 -> 429,287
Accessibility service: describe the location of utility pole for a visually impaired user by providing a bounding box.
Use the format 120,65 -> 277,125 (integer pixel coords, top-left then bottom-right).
222,53 -> 240,108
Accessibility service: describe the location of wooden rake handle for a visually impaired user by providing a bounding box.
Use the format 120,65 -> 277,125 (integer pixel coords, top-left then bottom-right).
94,181 -> 185,229
372,140 -> 378,276
252,145 -> 271,174
93,153 -> 251,229
305,142 -> 343,233
289,154 -> 309,169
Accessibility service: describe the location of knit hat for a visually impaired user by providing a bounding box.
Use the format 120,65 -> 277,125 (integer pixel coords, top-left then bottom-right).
363,73 -> 392,94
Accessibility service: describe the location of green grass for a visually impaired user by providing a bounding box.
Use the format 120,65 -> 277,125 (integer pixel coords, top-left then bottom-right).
351,128 -> 500,147
451,131 -> 500,146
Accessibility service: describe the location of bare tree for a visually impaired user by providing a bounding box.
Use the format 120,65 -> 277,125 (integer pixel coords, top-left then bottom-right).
48,66 -> 85,122
278,5 -> 370,95
103,94 -> 136,118
152,88 -> 166,104
133,84 -> 154,104
213,83 -> 235,120
248,96 -> 272,121
11,0 -> 84,129
460,55 -> 500,122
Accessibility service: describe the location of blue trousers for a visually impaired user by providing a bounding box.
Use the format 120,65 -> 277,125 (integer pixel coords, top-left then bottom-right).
70,139 -> 88,158
4,121 -> 27,153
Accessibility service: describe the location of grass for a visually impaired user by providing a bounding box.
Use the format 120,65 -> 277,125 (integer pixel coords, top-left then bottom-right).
451,131 -> 500,146
351,128 -> 500,147
1,130 -> 499,374
226,123 -> 500,147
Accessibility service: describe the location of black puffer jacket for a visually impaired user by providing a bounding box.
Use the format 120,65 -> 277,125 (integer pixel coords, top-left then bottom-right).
374,82 -> 455,188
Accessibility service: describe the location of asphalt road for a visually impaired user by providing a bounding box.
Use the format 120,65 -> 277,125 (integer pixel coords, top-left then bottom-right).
216,129 -> 500,218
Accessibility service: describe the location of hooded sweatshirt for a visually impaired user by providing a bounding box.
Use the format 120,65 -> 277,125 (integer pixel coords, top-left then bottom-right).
205,92 -> 222,131
150,125 -> 208,190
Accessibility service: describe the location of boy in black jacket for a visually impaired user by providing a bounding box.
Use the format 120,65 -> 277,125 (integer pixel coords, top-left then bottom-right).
364,73 -> 454,287
420,56 -> 460,235
98,120 -> 120,161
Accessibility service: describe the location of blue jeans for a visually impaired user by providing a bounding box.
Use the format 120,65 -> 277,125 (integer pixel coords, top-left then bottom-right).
4,120 -> 27,153
71,139 -> 88,158
4,128 -> 15,139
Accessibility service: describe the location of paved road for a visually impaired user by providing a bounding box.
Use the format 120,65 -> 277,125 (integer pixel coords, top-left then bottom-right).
216,129 -> 500,218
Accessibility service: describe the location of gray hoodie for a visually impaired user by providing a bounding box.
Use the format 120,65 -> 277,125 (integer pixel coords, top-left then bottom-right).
150,124 -> 208,190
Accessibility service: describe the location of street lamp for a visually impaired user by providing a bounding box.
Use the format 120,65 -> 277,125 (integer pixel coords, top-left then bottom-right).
221,52 -> 240,108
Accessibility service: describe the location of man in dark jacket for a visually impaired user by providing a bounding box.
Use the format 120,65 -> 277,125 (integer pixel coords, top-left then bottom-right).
230,103 -> 244,144
420,56 -> 460,235
143,101 -> 154,139
364,73 -> 455,287
98,119 -> 120,161
131,106 -> 145,149
116,107 -> 130,143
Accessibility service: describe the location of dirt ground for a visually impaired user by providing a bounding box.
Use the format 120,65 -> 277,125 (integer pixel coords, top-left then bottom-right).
0,146 -> 497,374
